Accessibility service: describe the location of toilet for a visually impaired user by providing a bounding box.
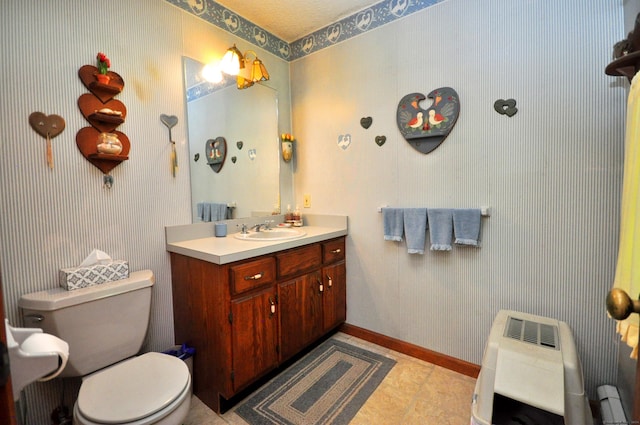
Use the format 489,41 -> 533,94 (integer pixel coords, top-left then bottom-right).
18,269 -> 191,425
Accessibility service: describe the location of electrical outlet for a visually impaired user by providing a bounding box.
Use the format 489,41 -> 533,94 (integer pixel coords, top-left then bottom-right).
303,194 -> 311,208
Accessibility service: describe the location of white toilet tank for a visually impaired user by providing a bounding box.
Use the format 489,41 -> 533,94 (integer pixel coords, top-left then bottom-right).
18,270 -> 155,378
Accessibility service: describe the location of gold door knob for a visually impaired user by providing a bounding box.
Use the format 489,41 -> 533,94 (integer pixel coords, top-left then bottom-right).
606,288 -> 640,320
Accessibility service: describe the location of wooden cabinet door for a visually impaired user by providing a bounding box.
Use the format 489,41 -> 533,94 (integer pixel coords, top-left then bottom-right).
278,271 -> 323,361
230,285 -> 279,392
322,262 -> 346,332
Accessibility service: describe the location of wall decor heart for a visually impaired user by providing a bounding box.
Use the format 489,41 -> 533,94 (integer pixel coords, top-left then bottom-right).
78,94 -> 126,133
194,153 -> 200,162
205,137 -> 226,173
375,135 -> 386,146
160,114 -> 178,129
360,117 -> 372,129
396,87 -> 460,154
337,134 -> 352,150
29,112 -> 65,138
231,156 -> 237,163
78,65 -> 125,103
494,99 -> 518,117
237,141 -> 243,150
76,127 -> 130,175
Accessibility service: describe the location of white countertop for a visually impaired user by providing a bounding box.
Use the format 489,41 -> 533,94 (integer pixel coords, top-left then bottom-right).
165,215 -> 348,264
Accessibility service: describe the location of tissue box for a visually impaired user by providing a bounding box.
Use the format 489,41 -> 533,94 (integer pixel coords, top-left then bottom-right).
59,260 -> 129,291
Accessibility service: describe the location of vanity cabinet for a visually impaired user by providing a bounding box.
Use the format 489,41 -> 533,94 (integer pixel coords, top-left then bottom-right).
169,236 -> 346,413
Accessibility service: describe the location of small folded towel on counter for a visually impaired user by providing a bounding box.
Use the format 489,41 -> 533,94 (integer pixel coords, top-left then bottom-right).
403,208 -> 428,254
453,208 -> 482,247
382,208 -> 404,241
427,209 -> 453,251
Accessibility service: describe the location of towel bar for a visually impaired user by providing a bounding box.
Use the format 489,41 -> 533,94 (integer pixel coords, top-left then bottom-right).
377,206 -> 491,217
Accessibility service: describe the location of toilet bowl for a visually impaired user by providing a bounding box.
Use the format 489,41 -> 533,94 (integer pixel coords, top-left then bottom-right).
17,270 -> 192,425
74,352 -> 191,425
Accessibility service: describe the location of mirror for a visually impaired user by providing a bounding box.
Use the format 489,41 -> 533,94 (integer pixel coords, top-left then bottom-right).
183,57 -> 280,221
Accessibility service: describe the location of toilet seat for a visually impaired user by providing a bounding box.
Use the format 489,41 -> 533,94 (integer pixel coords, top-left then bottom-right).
76,352 -> 190,424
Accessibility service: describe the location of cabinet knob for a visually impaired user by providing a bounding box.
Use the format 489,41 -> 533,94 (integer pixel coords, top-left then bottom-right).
269,297 -> 276,316
244,272 -> 263,281
331,249 -> 341,254
327,275 -> 333,288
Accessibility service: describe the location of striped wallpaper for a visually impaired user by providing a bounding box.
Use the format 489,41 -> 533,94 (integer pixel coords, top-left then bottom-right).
0,0 -> 629,423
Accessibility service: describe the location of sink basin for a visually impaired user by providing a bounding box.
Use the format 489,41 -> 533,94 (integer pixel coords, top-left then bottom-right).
234,228 -> 306,241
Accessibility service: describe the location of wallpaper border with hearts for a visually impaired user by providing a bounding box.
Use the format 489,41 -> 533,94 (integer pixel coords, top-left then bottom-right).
164,0 -> 443,61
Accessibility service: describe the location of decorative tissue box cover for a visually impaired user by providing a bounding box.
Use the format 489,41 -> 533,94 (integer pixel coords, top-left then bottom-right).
59,261 -> 129,291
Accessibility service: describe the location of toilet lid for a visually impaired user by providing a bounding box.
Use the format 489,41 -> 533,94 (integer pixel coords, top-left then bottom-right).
77,352 -> 189,423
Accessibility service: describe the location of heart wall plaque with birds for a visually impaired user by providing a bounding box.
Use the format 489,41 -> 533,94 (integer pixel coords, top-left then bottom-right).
396,87 -> 460,154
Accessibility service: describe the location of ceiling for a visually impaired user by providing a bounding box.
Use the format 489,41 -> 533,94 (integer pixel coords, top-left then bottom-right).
213,0 -> 381,42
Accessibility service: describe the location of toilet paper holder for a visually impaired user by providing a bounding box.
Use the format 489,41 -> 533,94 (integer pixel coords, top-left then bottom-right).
4,319 -> 69,400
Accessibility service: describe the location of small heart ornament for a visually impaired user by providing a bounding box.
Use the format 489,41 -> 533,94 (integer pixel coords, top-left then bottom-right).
360,117 -> 372,129
231,156 -> 237,163
494,99 -> 518,117
237,141 -> 243,150
337,134 -> 351,150
375,135 -> 386,146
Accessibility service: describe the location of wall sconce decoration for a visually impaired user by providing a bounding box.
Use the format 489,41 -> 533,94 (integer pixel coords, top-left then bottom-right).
281,133 -> 295,162
220,44 -> 270,90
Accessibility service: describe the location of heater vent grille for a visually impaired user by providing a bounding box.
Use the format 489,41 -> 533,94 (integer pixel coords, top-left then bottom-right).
504,316 -> 559,350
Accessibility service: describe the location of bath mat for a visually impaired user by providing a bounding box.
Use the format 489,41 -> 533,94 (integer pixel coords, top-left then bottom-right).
235,338 -> 396,425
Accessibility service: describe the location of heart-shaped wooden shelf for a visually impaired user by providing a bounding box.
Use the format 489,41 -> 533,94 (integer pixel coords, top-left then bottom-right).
76,127 -> 130,175
78,65 -> 124,103
78,94 -> 126,133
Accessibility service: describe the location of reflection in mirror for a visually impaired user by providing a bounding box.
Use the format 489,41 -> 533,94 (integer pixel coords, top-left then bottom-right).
183,57 -> 280,221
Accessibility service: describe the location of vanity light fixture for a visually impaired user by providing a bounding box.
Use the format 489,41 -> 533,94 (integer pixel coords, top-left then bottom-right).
220,44 -> 270,90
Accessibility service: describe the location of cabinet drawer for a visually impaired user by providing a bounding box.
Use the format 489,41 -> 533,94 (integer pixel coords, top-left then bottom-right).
231,257 -> 276,295
323,238 -> 345,263
277,244 -> 322,278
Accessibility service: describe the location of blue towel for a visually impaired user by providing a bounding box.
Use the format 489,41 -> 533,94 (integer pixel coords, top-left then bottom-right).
382,208 -> 404,241
210,203 -> 228,221
202,203 -> 212,222
427,209 -> 453,251
403,208 -> 427,254
196,203 -> 204,221
453,208 -> 482,247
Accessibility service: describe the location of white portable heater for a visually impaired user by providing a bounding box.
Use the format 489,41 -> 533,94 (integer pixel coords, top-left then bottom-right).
471,310 -> 592,425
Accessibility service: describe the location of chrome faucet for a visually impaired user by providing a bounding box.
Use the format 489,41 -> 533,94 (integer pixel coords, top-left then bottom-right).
252,223 -> 265,232
238,224 -> 249,234
252,220 -> 274,232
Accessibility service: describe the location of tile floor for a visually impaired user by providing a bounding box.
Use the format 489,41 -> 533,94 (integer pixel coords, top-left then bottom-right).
184,332 -> 477,425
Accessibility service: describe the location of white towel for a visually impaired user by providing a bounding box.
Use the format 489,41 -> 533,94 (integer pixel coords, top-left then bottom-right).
403,208 -> 427,254
427,209 -> 453,251
382,208 -> 404,241
453,209 -> 481,247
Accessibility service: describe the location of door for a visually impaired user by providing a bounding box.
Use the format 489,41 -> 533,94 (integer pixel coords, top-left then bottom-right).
278,271 -> 323,361
0,264 -> 17,425
322,262 -> 346,332
230,285 -> 279,392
